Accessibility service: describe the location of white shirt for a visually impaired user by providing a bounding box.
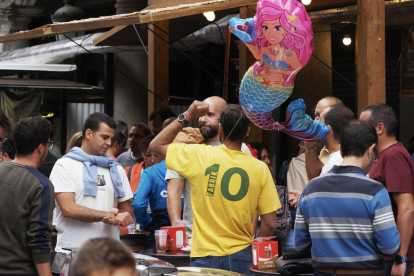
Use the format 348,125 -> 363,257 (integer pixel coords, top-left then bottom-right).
320,150 -> 343,175
50,158 -> 133,251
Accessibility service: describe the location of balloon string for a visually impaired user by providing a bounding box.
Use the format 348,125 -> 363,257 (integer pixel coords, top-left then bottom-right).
223,113 -> 243,144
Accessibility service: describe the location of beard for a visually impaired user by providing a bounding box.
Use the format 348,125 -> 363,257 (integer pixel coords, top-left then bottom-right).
200,124 -> 219,139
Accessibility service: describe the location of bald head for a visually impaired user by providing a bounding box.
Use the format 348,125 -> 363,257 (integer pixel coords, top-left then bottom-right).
199,96 -> 227,141
315,96 -> 343,120
203,96 -> 227,112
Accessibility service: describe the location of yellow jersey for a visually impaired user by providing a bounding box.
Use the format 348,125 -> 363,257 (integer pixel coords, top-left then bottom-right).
166,144 -> 280,257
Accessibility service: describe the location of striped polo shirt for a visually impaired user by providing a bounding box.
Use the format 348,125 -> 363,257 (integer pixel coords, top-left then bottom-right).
295,165 -> 400,269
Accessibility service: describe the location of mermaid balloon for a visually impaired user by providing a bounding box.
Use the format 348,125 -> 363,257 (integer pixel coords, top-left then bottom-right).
229,0 -> 329,141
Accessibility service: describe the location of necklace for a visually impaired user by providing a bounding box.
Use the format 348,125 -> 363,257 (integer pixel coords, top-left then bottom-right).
267,46 -> 292,57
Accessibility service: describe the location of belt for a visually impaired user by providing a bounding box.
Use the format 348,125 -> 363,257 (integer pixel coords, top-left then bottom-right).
316,268 -> 383,275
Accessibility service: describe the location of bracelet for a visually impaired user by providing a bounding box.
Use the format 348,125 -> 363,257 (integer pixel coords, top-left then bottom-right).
298,143 -> 317,153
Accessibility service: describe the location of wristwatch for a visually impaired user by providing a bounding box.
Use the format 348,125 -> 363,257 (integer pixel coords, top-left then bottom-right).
177,113 -> 189,126
394,255 -> 407,264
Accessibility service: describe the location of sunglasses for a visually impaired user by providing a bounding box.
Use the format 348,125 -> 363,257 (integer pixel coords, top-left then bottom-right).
0,137 -> 7,147
46,141 -> 54,150
128,133 -> 145,139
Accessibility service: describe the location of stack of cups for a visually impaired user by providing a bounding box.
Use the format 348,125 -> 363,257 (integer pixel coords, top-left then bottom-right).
174,220 -> 186,227
175,220 -> 190,248
154,229 -> 168,252
127,222 -> 136,234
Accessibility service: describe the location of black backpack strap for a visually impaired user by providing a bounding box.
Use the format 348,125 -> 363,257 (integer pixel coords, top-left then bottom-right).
277,159 -> 291,187
127,166 -> 132,182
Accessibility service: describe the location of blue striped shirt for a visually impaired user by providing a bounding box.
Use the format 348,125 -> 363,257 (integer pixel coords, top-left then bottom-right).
295,165 -> 400,269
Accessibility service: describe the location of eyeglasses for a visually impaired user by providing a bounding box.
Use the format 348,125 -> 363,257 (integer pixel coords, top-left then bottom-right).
128,133 -> 145,139
373,148 -> 379,163
0,137 -> 7,148
46,141 -> 54,150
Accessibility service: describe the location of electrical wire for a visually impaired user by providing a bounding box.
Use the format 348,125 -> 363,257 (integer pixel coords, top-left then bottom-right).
152,23 -> 240,84
152,23 -> 356,89
146,24 -> 229,88
68,34 -> 92,72
312,54 -> 356,87
63,33 -> 165,103
211,22 -> 226,45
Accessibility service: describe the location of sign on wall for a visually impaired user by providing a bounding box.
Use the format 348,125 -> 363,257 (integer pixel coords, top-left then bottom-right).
401,29 -> 414,97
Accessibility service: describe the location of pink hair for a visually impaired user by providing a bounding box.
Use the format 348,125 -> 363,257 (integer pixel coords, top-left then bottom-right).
252,0 -> 314,87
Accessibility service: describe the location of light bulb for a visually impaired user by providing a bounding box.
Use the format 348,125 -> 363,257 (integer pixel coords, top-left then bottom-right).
302,0 -> 311,5
343,35 -> 352,46
203,11 -> 215,22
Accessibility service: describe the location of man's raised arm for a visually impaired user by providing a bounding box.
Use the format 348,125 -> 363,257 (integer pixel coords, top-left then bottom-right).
151,101 -> 209,159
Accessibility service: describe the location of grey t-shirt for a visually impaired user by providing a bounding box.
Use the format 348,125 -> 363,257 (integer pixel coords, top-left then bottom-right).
116,150 -> 143,169
165,142 -> 252,238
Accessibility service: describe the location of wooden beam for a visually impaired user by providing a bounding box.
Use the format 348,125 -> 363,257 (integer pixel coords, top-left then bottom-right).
356,0 -> 386,114
0,0 -> 256,43
0,28 -> 47,43
50,16 -> 142,34
238,6 -> 256,81
148,0 -> 202,9
93,25 -> 128,46
139,0 -> 257,23
148,20 -> 169,122
238,6 -> 264,144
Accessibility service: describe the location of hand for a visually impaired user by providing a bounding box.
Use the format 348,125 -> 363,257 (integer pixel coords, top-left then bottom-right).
303,141 -> 316,148
391,262 -> 406,276
113,212 -> 134,227
185,101 -> 209,122
289,190 -> 302,209
102,208 -> 119,226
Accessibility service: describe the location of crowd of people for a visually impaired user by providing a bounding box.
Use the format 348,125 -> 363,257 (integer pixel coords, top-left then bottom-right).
0,95 -> 413,276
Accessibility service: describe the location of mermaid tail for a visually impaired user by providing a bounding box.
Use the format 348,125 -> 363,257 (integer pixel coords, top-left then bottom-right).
240,67 -> 329,141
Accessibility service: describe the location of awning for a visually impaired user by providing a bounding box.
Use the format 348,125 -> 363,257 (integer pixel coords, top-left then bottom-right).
0,79 -> 100,89
0,64 -> 76,72
0,0 -> 256,43
0,33 -> 116,65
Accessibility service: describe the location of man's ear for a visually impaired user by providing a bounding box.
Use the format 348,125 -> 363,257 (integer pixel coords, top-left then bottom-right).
3,152 -> 10,161
244,126 -> 251,138
37,143 -> 45,155
326,124 -> 332,136
115,141 -> 122,149
85,129 -> 93,140
376,123 -> 385,136
218,123 -> 223,134
366,143 -> 376,159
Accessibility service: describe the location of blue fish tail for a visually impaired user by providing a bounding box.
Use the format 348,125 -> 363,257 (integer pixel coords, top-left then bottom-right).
239,67 -> 329,140
280,99 -> 329,141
